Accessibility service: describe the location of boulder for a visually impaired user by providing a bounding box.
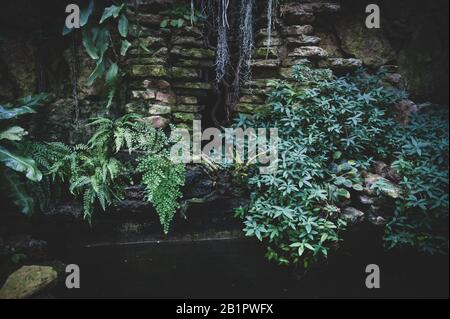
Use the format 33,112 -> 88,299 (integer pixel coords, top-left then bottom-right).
335,17 -> 396,68
319,58 -> 363,73
280,4 -> 316,25
394,99 -> 418,125
364,173 -> 402,199
342,207 -> 365,225
0,266 -> 58,299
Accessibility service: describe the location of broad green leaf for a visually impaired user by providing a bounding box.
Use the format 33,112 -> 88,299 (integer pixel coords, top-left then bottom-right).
87,59 -> 106,86
100,4 -> 123,23
105,63 -> 119,84
120,39 -> 132,56
118,14 -> 129,37
96,27 -> 111,59
0,105 -> 36,120
106,87 -> 117,109
160,19 -> 168,28
333,151 -> 342,160
80,0 -> 95,27
298,245 -> 305,256
139,40 -> 151,53
1,171 -> 35,215
0,126 -> 27,141
82,28 -> 99,60
336,188 -> 351,199
0,146 -> 43,182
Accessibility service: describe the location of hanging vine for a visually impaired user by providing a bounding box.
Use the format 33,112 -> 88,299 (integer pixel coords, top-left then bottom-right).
215,0 -> 230,82
266,0 -> 274,58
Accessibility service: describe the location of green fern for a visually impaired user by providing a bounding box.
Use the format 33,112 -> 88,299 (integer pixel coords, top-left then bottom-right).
29,141 -> 128,221
138,154 -> 185,234
27,113 -> 186,231
88,114 -> 141,154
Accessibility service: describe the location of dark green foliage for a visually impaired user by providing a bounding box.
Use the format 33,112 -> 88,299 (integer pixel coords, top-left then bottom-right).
64,2 -> 143,109
234,61 -> 447,266
29,115 -> 185,232
28,142 -> 128,221
385,108 -> 449,254
0,95 -> 49,215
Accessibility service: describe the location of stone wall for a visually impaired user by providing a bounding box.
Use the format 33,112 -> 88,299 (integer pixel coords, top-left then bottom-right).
0,0 -> 448,140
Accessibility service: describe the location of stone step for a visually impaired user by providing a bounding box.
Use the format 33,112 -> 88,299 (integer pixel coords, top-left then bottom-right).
318,58 -> 363,73
282,25 -> 314,36
131,65 -> 168,78
251,59 -> 281,69
280,2 -> 340,25
286,35 -> 321,47
257,37 -> 283,47
288,46 -> 329,59
170,47 -> 215,60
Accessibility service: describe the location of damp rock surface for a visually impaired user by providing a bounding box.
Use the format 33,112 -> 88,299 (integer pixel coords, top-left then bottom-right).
0,265 -> 58,300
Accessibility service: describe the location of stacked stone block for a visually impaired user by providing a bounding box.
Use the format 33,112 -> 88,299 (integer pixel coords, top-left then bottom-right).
236,0 -> 365,118
125,2 -> 214,129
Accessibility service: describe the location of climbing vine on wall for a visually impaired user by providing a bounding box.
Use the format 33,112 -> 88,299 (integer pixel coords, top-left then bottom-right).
63,0 -> 148,110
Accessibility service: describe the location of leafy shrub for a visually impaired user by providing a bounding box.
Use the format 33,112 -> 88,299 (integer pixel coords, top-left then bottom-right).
385,108 -> 449,254
233,61 -> 448,266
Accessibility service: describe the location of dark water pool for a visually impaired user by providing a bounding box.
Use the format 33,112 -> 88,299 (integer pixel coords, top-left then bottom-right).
54,238 -> 449,299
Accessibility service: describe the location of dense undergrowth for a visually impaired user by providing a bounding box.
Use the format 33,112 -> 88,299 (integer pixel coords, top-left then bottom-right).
0,105 -> 185,234
234,62 -> 449,266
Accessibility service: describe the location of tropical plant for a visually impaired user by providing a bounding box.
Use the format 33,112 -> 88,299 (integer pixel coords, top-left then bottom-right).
63,1 -> 147,109
0,95 -> 48,214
